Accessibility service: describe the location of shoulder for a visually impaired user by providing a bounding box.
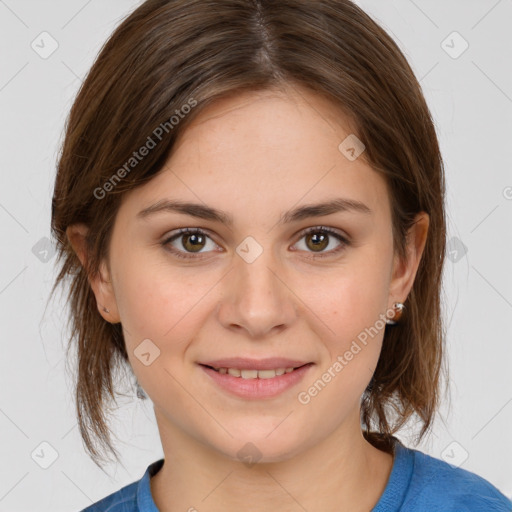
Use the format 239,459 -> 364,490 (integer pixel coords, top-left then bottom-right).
403,445 -> 512,511
77,458 -> 164,511
79,480 -> 138,512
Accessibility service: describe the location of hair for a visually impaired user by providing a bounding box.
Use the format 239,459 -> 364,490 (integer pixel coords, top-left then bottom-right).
50,0 -> 448,468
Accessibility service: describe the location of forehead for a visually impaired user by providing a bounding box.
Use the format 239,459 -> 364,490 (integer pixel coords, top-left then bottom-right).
174,86 -> 358,157
118,86 -> 390,225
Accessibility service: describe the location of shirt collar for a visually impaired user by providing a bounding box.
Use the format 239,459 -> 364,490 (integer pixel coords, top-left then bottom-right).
371,436 -> 415,511
137,458 -> 164,511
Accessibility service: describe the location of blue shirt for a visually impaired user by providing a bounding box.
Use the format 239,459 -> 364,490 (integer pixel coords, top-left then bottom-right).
80,437 -> 512,511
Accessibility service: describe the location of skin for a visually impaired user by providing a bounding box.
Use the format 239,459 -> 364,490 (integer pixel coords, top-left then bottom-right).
67,84 -> 429,512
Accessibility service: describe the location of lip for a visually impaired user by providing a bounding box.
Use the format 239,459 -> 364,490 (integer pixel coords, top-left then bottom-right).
198,362 -> 314,399
198,357 -> 311,371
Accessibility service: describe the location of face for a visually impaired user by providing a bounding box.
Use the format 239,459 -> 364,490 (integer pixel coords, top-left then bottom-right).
74,85 -> 427,463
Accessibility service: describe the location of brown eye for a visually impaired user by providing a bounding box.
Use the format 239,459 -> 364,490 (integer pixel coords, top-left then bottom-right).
294,226 -> 350,258
181,232 -> 206,253
305,231 -> 329,252
162,228 -> 219,259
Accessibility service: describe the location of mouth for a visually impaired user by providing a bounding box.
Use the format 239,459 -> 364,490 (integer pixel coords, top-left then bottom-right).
199,363 -> 312,379
198,362 -> 314,399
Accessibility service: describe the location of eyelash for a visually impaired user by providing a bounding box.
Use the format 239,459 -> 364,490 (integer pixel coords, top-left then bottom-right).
161,226 -> 350,261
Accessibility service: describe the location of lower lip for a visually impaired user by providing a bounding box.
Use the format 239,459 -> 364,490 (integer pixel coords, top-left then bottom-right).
199,363 -> 314,399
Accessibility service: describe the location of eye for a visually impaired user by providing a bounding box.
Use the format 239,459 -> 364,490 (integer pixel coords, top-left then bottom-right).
292,226 -> 350,259
161,226 -> 350,260
162,228 -> 219,260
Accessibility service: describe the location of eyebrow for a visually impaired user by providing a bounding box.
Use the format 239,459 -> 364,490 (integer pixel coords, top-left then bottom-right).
136,197 -> 372,226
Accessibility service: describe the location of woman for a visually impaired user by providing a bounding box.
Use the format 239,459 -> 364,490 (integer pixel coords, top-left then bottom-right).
50,0 -> 511,510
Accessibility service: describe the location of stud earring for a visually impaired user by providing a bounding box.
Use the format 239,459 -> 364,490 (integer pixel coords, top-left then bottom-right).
386,302 -> 404,325
102,306 -> 110,313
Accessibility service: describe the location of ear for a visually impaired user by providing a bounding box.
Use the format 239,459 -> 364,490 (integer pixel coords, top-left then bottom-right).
66,223 -> 120,323
388,212 -> 429,307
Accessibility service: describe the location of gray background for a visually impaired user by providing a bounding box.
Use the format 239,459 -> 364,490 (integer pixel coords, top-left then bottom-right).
1,0 -> 511,510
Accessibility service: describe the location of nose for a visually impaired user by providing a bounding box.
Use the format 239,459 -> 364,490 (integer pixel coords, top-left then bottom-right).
216,248 -> 298,338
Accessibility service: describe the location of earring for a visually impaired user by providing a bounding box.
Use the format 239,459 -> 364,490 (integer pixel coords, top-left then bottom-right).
102,306 -> 110,313
386,302 -> 404,325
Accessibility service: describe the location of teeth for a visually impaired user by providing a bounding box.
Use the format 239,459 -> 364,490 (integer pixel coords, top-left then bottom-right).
216,367 -> 296,379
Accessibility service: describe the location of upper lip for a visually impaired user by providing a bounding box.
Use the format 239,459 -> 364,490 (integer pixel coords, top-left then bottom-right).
198,357 -> 312,370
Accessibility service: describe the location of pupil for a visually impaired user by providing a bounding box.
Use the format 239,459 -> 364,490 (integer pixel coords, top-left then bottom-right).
184,234 -> 204,252
308,232 -> 328,251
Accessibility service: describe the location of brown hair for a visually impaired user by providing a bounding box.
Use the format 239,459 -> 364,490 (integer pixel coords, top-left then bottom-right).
50,0 -> 448,468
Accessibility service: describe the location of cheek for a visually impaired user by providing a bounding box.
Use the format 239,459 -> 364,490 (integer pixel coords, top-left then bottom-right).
323,262 -> 388,329
308,254 -> 390,370
112,250 -> 211,349
302,280 -> 387,414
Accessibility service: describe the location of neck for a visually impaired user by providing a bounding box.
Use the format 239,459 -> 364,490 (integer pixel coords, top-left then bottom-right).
150,409 -> 394,512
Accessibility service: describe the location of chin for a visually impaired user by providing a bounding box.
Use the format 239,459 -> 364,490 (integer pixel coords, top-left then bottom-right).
213,428 -> 308,465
